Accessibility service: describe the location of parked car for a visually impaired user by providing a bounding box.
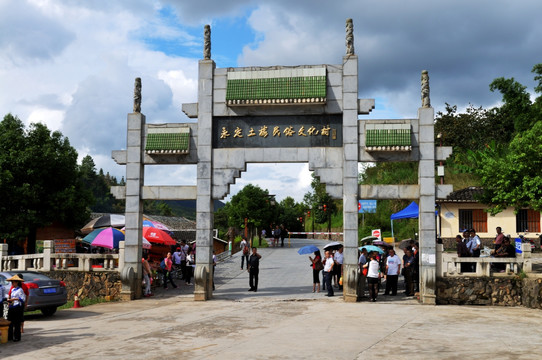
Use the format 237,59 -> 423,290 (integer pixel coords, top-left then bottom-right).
0,271 -> 67,316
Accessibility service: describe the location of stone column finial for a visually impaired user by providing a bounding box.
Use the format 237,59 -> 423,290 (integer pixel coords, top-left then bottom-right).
133,77 -> 141,113
421,70 -> 430,108
346,18 -> 355,55
203,24 -> 211,60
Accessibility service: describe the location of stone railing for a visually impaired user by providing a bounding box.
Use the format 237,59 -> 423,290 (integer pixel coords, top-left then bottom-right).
440,243 -> 533,277
0,241 -> 123,273
215,238 -> 232,262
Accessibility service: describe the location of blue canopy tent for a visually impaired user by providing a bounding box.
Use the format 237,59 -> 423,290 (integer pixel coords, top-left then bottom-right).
390,201 -> 419,238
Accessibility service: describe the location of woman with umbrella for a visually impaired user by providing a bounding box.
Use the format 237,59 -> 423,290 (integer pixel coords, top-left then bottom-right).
309,250 -> 323,293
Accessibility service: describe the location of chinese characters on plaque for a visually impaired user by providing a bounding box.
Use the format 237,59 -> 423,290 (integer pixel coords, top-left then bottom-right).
212,115 -> 342,148
220,125 -> 332,139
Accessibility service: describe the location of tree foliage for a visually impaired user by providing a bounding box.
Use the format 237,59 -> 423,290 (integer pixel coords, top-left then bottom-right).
453,63 -> 542,214
469,122 -> 542,214
80,155 -> 124,213
303,173 -> 337,224
0,114 -> 93,240
435,103 -> 512,153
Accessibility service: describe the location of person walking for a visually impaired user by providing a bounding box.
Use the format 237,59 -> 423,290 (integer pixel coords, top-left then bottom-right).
273,225 -> 281,247
309,250 -> 323,293
240,236 -> 249,270
364,253 -> 381,302
162,252 -> 178,290
323,250 -> 335,297
172,247 -> 183,278
334,247 -> 344,290
358,248 -> 368,298
179,240 -> 189,280
6,274 -> 26,342
384,248 -> 401,296
280,224 -> 288,247
402,248 -> 415,296
142,254 -> 153,297
247,247 -> 262,292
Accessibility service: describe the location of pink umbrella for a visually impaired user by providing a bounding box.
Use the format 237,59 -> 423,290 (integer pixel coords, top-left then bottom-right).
89,227 -> 124,249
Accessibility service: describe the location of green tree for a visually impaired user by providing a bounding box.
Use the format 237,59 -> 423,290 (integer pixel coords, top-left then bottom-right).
223,184 -> 276,240
434,103 -> 512,153
143,200 -> 174,216
303,174 -> 337,233
277,196 -> 305,232
469,121 -> 542,214
456,63 -> 542,214
0,114 -> 92,247
490,76 -> 534,134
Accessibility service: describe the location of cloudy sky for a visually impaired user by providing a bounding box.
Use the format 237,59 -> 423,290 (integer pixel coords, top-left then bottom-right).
2,0 -> 541,203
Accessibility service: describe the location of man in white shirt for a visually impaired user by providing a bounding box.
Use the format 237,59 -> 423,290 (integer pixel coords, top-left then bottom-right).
384,248 -> 401,296
323,250 -> 334,297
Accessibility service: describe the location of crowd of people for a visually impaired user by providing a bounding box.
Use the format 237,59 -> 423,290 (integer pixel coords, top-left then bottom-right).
304,242 -> 419,301
455,226 -> 516,272
141,239 -> 201,296
357,242 -> 420,302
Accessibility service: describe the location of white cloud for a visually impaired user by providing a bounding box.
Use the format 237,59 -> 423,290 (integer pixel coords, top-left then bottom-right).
27,108 -> 64,131
3,0 -> 542,204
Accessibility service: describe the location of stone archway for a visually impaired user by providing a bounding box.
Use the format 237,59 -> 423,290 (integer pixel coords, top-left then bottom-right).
112,19 -> 452,304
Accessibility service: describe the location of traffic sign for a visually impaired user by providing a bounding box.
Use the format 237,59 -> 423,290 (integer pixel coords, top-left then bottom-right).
372,229 -> 381,240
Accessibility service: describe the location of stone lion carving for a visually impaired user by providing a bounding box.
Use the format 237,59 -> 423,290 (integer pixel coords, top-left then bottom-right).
421,70 -> 430,108
133,77 -> 141,113
346,18 -> 354,55
204,24 -> 211,60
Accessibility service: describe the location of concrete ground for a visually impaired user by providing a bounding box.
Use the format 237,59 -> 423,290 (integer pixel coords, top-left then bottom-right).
1,238 -> 541,359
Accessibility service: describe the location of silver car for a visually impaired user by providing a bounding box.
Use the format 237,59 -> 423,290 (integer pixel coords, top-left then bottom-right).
0,271 -> 68,316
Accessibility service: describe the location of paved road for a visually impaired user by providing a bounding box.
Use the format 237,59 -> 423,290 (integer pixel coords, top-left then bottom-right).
1,238 -> 541,359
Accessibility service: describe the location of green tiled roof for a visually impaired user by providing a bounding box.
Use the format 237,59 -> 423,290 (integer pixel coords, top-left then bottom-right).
365,124 -> 412,151
145,132 -> 189,154
226,68 -> 326,105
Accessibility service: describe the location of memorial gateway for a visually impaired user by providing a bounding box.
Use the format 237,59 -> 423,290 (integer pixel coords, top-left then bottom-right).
111,19 -> 453,304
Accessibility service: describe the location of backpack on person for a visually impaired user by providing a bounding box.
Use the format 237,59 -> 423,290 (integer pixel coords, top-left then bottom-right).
160,259 -> 166,270
243,245 -> 249,255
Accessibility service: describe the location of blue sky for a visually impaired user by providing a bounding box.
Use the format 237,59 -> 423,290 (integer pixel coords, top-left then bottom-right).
1,0 -> 542,203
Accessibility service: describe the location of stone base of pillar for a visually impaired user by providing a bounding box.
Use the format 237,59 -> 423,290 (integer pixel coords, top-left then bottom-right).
344,292 -> 357,302
120,290 -> 134,301
420,293 -> 436,305
343,264 -> 358,302
194,264 -> 212,301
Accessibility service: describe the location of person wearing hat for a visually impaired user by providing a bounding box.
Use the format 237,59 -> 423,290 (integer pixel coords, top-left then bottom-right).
7,274 -> 26,342
8,273 -> 29,334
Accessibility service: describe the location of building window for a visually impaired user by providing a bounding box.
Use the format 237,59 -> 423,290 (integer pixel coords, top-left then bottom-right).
516,209 -> 541,233
459,209 -> 487,233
